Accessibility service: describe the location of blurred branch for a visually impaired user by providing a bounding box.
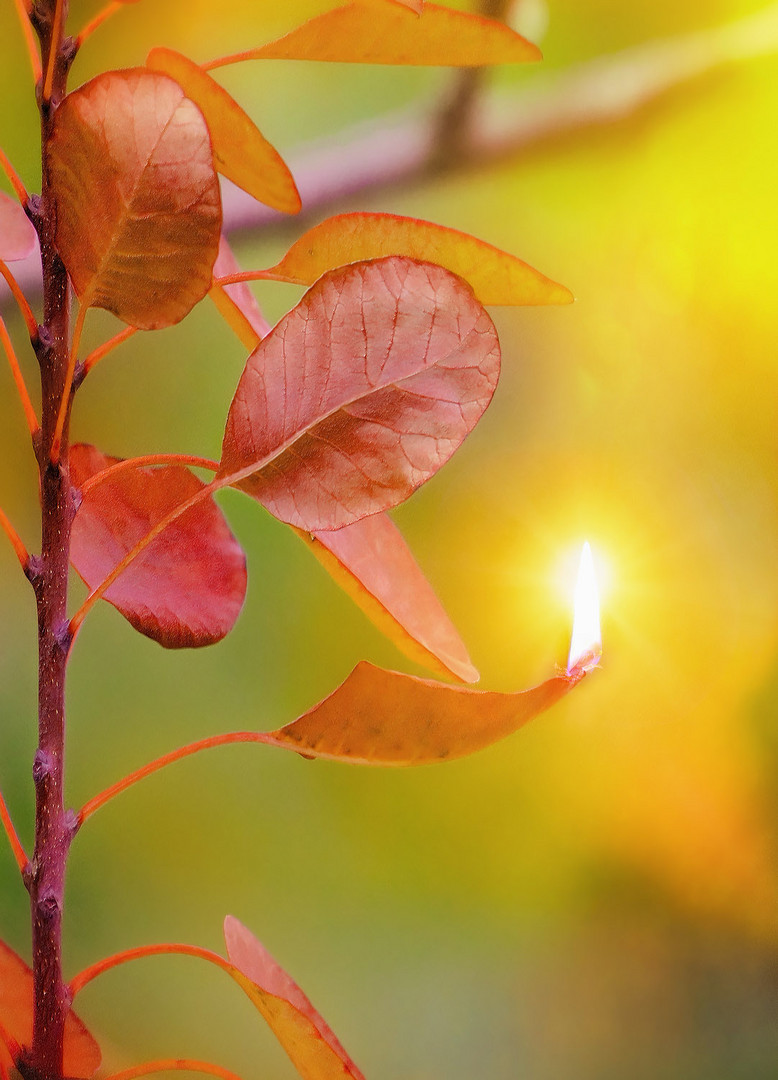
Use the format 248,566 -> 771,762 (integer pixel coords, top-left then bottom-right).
4,2 -> 778,307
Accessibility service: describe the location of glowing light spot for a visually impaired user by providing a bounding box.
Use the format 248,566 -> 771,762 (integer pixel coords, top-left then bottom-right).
567,541 -> 601,674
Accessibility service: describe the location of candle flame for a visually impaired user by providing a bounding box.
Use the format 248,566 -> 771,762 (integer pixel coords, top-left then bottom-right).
567,542 -> 601,674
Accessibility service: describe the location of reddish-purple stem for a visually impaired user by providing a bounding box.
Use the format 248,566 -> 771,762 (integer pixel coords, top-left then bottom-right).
25,3 -> 77,1077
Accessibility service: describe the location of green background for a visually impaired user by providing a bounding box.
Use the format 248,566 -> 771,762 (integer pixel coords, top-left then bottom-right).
1,1 -> 777,1077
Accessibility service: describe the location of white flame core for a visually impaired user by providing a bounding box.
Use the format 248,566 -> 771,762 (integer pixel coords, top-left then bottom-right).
567,542 -> 601,673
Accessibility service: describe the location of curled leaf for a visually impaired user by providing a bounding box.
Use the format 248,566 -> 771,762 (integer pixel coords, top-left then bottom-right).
296,513 -> 478,683
209,2 -> 540,66
48,69 -> 221,329
70,444 -> 246,649
210,236 -> 271,350
0,939 -> 101,1079
146,48 -> 300,214
259,212 -> 573,305
223,917 -> 365,1080
218,256 -> 500,532
262,661 -> 589,766
0,192 -> 37,262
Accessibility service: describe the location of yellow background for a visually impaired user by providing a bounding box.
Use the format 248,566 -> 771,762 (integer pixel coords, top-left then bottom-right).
1,1 -> 776,1077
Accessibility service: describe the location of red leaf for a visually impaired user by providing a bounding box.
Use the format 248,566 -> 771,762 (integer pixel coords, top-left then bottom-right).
70,445 -> 246,649
0,939 -> 101,1079
146,48 -> 301,214
210,2 -> 540,66
262,661 -> 589,766
210,235 -> 271,350
223,917 -> 365,1080
295,513 -> 478,683
260,212 -> 573,306
48,69 -> 222,329
0,192 -> 37,262
218,256 -> 500,532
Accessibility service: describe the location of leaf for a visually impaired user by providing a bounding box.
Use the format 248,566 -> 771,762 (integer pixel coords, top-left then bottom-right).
295,513 -> 478,683
218,256 -> 500,532
0,939 -> 101,1079
48,68 -> 222,330
70,444 -> 246,649
262,661 -> 589,766
146,48 -> 301,214
388,0 -> 423,11
210,2 -> 540,66
258,212 -> 573,306
223,917 -> 365,1080
0,191 -> 37,262
210,235 -> 271,350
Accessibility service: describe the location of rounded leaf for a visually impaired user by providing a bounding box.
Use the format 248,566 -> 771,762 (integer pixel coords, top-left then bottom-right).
48,69 -> 222,329
70,444 -> 246,648
218,256 -> 501,531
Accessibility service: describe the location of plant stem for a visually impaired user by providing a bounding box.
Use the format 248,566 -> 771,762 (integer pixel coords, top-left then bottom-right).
27,3 -> 76,1076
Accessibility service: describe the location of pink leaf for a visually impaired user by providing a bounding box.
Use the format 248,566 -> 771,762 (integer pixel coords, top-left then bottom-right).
70,445 -> 246,648
210,235 -> 271,349
0,192 -> 37,262
297,512 -> 478,682
223,917 -> 365,1080
218,256 -> 500,531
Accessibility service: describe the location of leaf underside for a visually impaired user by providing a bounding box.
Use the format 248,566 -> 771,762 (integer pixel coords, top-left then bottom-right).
70,444 -> 247,648
223,917 -> 365,1080
296,513 -> 479,683
49,68 -> 222,329
218,256 -> 501,532
263,661 -> 586,766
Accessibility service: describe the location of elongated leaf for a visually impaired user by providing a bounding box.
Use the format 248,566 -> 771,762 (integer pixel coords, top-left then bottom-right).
295,513 -> 478,682
223,917 -> 365,1080
70,444 -> 246,649
218,256 -> 500,532
211,2 -> 540,66
0,191 -> 36,262
0,939 -> 101,1079
259,212 -> 573,305
146,48 -> 300,214
49,69 -> 221,329
210,236 -> 270,350
262,661 -> 589,766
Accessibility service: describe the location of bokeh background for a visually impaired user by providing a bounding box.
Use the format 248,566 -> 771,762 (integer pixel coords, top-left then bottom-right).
1,1 -> 777,1077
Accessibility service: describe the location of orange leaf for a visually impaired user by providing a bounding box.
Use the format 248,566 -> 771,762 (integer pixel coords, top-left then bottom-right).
48,69 -> 221,329
295,513 -> 478,683
0,191 -> 36,262
223,917 -> 365,1080
387,0 -> 423,11
262,661 -> 589,766
259,212 -> 573,306
70,444 -> 246,648
218,256 -> 500,531
0,939 -> 101,1079
210,236 -> 270,350
146,48 -> 300,215
207,1 -> 540,67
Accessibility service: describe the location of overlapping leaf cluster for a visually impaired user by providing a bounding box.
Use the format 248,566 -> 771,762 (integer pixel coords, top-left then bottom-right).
0,1 -> 590,1077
